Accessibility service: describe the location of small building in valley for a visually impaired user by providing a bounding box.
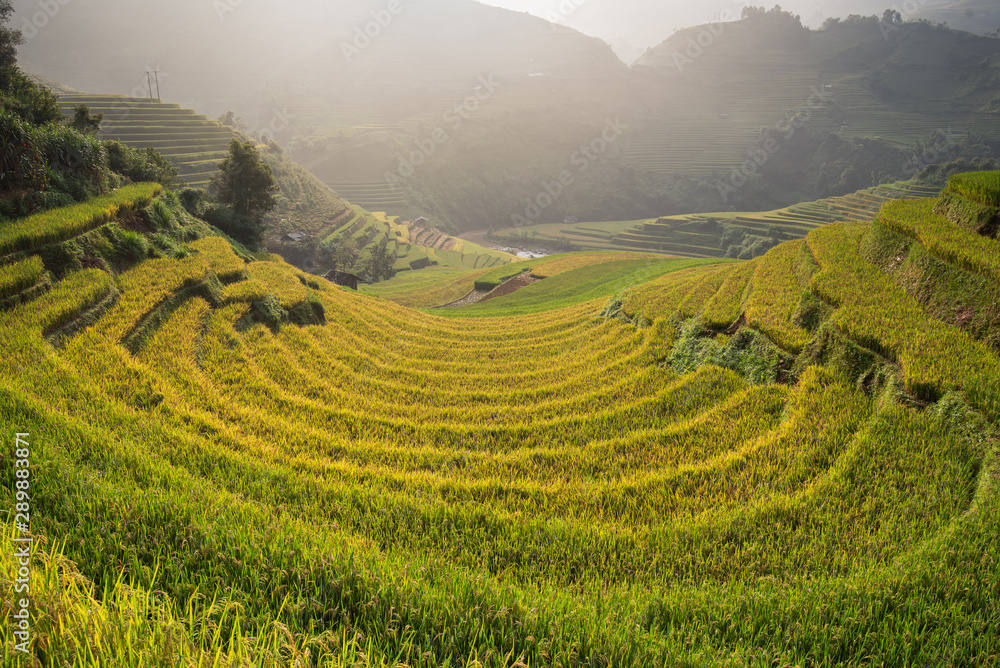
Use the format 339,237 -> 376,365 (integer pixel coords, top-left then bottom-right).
324,270 -> 362,291
283,232 -> 310,243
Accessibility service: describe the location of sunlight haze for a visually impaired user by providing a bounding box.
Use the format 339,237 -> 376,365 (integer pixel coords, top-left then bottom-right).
2,0 -> 1000,663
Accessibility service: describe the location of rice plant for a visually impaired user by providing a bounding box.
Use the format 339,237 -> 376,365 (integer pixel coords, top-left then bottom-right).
948,170 -> 1000,207
880,198 -> 1000,282
0,183 -> 162,254
1,179 -> 998,666
0,256 -> 44,299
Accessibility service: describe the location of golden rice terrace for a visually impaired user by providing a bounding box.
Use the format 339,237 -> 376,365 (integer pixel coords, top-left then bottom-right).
1,174 -> 999,666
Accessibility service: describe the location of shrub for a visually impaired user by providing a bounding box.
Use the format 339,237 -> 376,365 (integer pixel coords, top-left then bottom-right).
115,229 -> 150,263
39,122 -> 109,192
202,205 -> 264,249
0,108 -> 46,193
106,140 -> 179,190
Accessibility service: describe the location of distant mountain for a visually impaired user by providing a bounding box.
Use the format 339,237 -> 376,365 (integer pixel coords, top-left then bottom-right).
17,1 -> 1000,232
15,0 -> 627,122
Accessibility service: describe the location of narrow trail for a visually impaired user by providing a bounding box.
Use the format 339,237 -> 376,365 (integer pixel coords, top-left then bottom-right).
441,272 -> 541,308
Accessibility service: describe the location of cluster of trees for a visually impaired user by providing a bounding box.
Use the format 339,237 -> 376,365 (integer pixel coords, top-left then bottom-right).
739,5 -> 808,47
822,12 -> 945,33
326,235 -> 395,283
285,232 -> 396,283
740,5 -> 806,30
0,1 -> 60,124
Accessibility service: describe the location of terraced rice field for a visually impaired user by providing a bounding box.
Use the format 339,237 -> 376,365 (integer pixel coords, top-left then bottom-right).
0,183 -> 161,254
326,182 -> 408,210
492,181 -> 942,257
0,177 -> 998,665
364,252 -> 683,309
57,94 -> 234,188
317,207 -> 513,274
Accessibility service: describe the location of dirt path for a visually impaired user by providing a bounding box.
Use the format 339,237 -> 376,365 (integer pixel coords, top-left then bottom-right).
442,289 -> 491,308
481,272 -> 540,302
441,272 -> 541,309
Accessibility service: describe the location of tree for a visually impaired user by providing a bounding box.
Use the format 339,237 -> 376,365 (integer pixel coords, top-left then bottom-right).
359,237 -> 396,283
0,1 -> 61,125
209,139 -> 278,248
217,110 -> 248,133
70,104 -> 103,136
333,237 -> 359,271
0,0 -> 22,71
883,9 -> 902,25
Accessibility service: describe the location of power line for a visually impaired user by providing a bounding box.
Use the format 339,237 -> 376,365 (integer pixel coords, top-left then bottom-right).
145,70 -> 162,101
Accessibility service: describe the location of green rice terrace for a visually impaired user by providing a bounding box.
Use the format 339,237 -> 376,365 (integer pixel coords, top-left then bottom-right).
57,94 -> 235,189
302,207 -> 514,276
1,173 -> 999,666
493,181 -> 942,258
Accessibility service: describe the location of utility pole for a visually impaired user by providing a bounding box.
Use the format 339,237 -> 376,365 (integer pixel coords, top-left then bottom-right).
153,71 -> 161,101
145,71 -> 153,100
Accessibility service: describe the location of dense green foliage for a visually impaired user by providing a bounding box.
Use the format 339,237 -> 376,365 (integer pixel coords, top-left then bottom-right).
0,1 -> 17,69
104,140 -> 179,191
0,3 -> 59,126
68,103 -> 102,136
213,139 -> 278,220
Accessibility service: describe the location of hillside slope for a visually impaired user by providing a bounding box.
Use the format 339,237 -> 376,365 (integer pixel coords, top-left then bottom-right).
45,91 -> 511,280
631,15 -> 1000,181
1,173 -> 998,665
